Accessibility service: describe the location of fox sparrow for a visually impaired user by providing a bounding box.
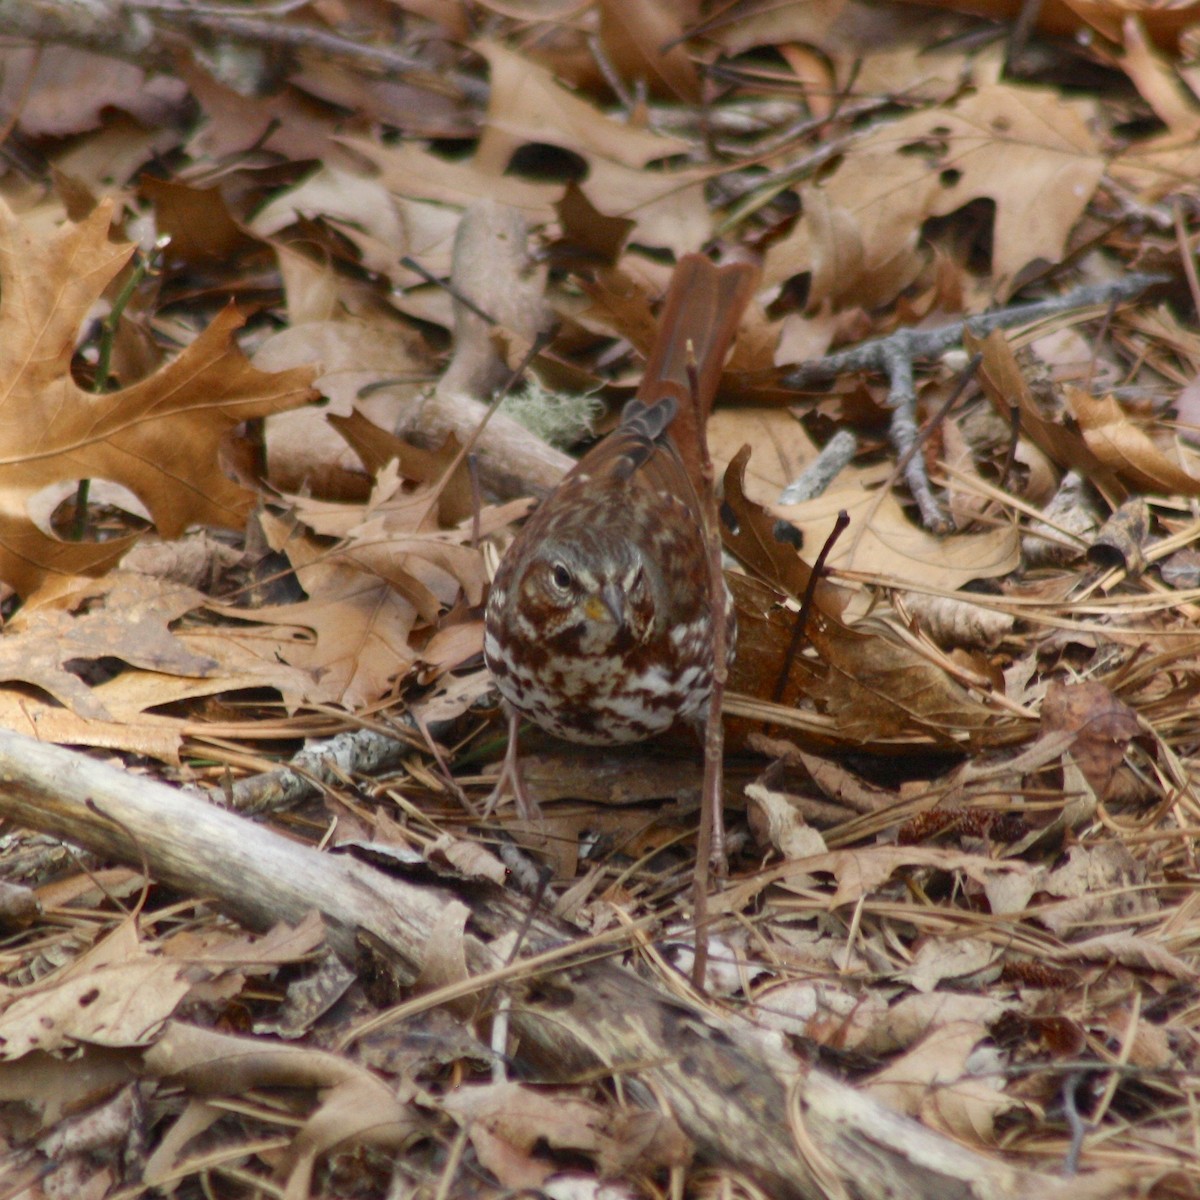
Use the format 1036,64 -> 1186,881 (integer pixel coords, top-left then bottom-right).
484,255 -> 756,812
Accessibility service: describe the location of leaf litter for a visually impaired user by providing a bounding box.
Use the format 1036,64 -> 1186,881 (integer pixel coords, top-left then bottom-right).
0,1 -> 1198,1197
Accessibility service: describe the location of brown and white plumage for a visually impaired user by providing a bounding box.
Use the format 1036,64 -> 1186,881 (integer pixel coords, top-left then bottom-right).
483,254 -> 757,810
485,395 -> 718,744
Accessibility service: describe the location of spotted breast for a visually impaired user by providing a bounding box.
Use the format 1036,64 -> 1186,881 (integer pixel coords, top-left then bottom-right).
483,254 -> 756,804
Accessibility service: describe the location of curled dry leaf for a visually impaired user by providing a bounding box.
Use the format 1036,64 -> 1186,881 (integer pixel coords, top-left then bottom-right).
749,978 -> 889,1051
744,780 -> 829,860
1023,469 -> 1099,566
596,0 -> 700,102
1056,932 -> 1194,981
138,1022 -> 419,1195
714,845 -> 1031,913
0,957 -> 191,1058
225,511 -> 421,710
898,937 -> 1001,994
257,316 -> 435,502
722,445 -> 1010,748
723,444 -> 849,615
971,329 -> 1124,502
444,1080 -> 689,1189
327,408 -> 474,527
1068,386 -> 1200,497
1088,496 -> 1150,576
774,483 -> 1021,593
897,591 -> 1015,651
1035,841 -> 1156,938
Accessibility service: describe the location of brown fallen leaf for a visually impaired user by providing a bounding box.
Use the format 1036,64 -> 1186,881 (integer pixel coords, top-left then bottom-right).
138,1022 -> 418,1194
0,686 -> 185,761
1054,932 -> 1194,981
443,1080 -> 686,1190
223,510 -> 418,709
714,845 -> 1031,913
596,0 -> 700,102
865,1021 -> 1023,1145
0,924 -> 191,1058
0,572 -> 215,721
721,450 -> 1010,748
254,311 -> 434,502
971,329 -> 1125,503
0,198 -> 317,596
1041,680 -> 1139,801
474,41 -> 691,170
1035,841 -> 1156,938
1068,386 -> 1200,497
140,175 -> 260,266
328,409 -> 474,526
6,45 -> 188,137
160,910 -> 327,970
0,1045 -> 138,1128
766,82 -> 1106,306
773,484 -> 1021,593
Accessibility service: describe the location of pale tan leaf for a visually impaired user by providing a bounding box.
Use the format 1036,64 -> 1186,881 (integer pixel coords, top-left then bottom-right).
865,1022 -> 1022,1144
766,83 -> 1105,304
1067,386 -> 1200,496
0,959 -> 190,1058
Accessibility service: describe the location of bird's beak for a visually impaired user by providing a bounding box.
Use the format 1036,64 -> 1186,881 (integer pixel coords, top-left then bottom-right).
585,583 -> 625,626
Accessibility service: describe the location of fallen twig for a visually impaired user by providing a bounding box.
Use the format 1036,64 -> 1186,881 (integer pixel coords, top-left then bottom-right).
782,272 -> 1169,529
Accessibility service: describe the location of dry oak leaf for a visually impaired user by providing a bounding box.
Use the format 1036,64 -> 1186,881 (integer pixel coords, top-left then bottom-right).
1041,679 -> 1139,801
444,1081 -> 639,1190
347,43 -> 713,256
0,197 -> 318,597
766,83 -> 1105,306
221,510 -> 420,710
713,433 -> 1010,741
865,1021 -> 1022,1146
291,459 -> 489,622
0,622 -> 323,764
0,683 -> 185,762
773,482 -> 1020,594
714,845 -> 1030,913
596,0 -> 700,102
0,572 -> 215,721
0,958 -> 191,1059
139,1022 -> 418,1195
971,329 -> 1125,502
804,846 -> 1029,910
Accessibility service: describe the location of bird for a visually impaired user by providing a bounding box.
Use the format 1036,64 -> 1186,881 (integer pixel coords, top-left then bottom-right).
483,253 -> 757,816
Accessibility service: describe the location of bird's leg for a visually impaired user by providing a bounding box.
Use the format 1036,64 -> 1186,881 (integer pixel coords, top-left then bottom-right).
483,704 -> 542,821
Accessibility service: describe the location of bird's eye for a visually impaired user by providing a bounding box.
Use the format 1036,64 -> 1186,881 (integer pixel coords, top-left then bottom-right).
551,563 -> 572,590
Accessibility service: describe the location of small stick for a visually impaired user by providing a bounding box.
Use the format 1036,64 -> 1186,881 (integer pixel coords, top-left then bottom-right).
689,344 -> 730,990
782,272 -> 1166,530
771,510 -> 849,706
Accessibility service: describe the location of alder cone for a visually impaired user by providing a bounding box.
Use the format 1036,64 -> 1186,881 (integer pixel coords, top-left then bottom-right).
484,254 -> 756,746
